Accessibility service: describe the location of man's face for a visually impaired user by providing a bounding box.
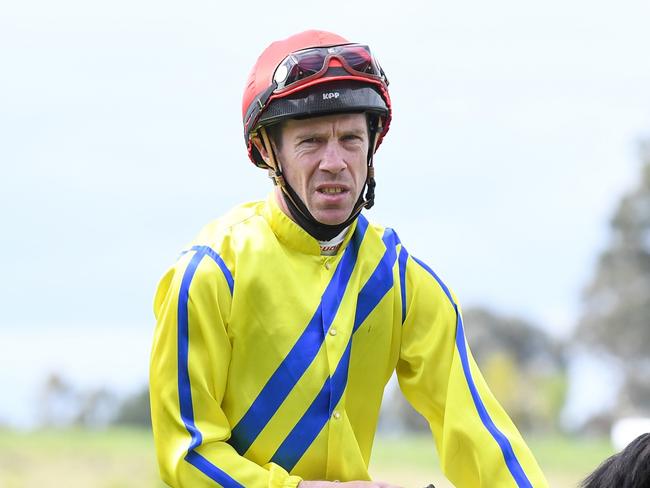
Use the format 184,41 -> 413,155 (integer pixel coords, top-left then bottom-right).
274,113 -> 369,226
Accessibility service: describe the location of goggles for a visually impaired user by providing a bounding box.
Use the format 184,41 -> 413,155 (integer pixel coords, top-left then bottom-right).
243,43 -> 389,136
272,43 -> 389,93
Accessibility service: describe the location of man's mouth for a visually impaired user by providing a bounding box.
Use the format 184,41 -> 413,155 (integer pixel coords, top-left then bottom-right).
316,183 -> 350,195
318,187 -> 346,194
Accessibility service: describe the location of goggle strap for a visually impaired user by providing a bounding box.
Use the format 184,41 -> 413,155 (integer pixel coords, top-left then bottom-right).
245,84 -> 277,134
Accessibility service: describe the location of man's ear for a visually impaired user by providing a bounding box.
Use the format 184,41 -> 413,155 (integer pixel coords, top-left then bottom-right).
252,136 -> 271,166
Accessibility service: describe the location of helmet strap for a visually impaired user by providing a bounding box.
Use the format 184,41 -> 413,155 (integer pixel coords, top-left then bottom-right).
260,127 -> 286,187
258,122 -> 380,242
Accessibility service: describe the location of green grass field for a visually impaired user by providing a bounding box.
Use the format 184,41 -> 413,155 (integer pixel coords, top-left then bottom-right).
0,428 -> 614,487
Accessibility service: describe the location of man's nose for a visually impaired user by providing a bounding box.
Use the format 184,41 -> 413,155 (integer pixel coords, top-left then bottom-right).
319,140 -> 347,173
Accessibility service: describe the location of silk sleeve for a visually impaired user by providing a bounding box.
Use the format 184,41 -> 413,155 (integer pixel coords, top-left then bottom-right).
150,249 -> 302,488
396,254 -> 549,488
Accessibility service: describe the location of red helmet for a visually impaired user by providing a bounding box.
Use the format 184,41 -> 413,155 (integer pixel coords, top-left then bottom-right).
242,30 -> 392,168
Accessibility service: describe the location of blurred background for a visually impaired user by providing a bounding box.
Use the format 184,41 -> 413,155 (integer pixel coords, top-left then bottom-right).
1,0 -> 650,486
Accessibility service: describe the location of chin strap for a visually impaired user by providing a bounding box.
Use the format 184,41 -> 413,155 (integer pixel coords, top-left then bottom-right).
258,119 -> 381,241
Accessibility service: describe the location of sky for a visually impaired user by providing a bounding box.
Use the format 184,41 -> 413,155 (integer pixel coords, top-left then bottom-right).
1,0 -> 649,428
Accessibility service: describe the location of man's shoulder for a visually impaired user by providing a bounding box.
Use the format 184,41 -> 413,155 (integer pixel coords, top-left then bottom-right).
188,200 -> 266,250
362,216 -> 403,245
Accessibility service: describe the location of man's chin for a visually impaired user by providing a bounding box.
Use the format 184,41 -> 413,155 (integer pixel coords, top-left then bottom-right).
312,208 -> 353,227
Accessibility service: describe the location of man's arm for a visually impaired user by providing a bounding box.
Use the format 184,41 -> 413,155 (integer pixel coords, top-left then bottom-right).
299,482 -> 403,488
150,249 -> 302,488
395,253 -> 549,488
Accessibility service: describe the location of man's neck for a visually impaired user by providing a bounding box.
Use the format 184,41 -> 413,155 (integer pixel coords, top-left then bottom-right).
273,186 -> 356,241
274,187 -> 292,220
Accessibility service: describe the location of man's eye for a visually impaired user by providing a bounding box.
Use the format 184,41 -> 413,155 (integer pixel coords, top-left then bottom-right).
342,135 -> 362,142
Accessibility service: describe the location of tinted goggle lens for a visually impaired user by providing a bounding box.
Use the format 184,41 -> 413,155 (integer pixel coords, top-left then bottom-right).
336,45 -> 375,73
273,44 -> 384,90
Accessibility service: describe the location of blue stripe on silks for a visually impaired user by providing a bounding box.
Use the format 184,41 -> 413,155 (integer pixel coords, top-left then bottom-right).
353,228 -> 399,332
178,249 -> 242,487
321,216 -> 369,329
455,313 -> 533,488
398,245 -> 408,324
229,216 -> 369,456
271,227 -> 400,471
185,451 -> 245,488
229,305 -> 324,455
412,256 -> 533,488
190,245 -> 234,295
271,375 -> 333,470
178,250 -> 206,451
271,339 -> 353,471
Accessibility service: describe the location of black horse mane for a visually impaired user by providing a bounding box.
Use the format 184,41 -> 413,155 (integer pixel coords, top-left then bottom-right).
581,433 -> 650,488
